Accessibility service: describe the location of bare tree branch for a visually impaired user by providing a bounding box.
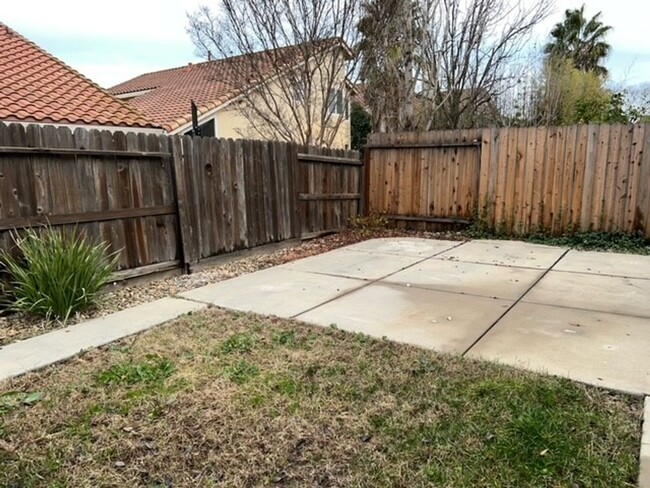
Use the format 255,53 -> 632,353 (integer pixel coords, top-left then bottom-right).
187,0 -> 361,147
359,0 -> 552,131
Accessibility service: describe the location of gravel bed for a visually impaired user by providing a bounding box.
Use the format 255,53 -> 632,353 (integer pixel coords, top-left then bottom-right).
0,228 -> 466,347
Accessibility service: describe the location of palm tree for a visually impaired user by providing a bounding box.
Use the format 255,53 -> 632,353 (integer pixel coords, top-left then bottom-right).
544,4 -> 612,77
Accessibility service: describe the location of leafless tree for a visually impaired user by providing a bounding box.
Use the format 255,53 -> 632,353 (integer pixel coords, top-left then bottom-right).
359,0 -> 552,132
187,0 -> 361,147
358,0 -> 421,132
423,0 -> 551,130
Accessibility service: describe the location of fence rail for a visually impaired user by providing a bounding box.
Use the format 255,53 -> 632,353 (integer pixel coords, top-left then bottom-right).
0,122 -> 361,276
366,123 -> 650,237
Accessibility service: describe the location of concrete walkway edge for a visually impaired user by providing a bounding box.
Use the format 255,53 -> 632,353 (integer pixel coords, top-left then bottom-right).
641,397 -> 650,488
0,297 -> 206,382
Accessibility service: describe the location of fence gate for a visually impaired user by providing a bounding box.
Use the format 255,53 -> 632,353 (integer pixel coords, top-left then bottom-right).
365,130 -> 482,227
297,148 -> 363,237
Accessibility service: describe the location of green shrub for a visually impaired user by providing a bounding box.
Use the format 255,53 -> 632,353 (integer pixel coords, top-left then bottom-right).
526,230 -> 649,254
464,223 -> 649,255
349,212 -> 390,237
0,227 -> 119,322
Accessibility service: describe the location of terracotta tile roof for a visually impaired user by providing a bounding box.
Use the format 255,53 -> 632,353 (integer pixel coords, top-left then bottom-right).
109,39 -> 348,132
0,23 -> 158,129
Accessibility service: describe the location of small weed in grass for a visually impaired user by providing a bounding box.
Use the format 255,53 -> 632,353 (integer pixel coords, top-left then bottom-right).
223,359 -> 260,384
220,332 -> 257,354
271,329 -> 296,347
322,364 -> 347,377
272,376 -> 300,397
96,355 -> 175,386
0,391 -> 43,413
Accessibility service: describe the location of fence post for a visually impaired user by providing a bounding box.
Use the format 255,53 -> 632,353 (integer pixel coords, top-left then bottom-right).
361,147 -> 370,217
170,136 -> 196,272
288,142 -> 302,238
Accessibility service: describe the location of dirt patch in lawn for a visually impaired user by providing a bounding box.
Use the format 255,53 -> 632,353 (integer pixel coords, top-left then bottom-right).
0,228 -> 464,347
0,308 -> 642,487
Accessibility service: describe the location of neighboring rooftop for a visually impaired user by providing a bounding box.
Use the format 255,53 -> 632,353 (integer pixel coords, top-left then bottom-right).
109,38 -> 347,132
0,23 -> 158,130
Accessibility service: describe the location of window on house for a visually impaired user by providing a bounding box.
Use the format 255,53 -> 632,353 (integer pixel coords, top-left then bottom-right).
184,118 -> 215,137
328,88 -> 348,117
293,82 -> 306,104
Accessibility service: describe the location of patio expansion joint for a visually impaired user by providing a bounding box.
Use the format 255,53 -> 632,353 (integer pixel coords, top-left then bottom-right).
549,268 -> 650,281
378,279 -> 516,302
518,298 -> 650,321
290,240 -> 469,319
430,256 -> 555,272
460,248 -> 571,357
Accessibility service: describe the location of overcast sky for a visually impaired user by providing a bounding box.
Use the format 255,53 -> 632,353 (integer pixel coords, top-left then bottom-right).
2,0 -> 649,89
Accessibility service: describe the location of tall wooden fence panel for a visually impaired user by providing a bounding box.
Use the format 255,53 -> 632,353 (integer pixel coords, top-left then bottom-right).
366,130 -> 482,227
172,137 -> 303,264
297,146 -> 363,236
0,122 -> 362,276
0,123 -> 179,271
367,123 -> 650,236
172,136 -> 361,265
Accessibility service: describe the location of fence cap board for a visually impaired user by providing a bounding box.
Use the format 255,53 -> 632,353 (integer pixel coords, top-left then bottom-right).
0,146 -> 171,158
366,141 -> 481,149
299,193 -> 361,201
297,153 -> 362,165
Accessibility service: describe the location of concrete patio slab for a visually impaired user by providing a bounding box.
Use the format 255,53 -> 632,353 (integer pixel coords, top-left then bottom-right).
384,258 -> 544,300
523,271 -> 650,317
179,267 -> 366,318
553,250 -> 650,279
0,297 -> 206,382
466,302 -> 650,395
435,239 -> 567,269
278,248 -> 423,281
297,282 -> 512,354
342,237 -> 461,258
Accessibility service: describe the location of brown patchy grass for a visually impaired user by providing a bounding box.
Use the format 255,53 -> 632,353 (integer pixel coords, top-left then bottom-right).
0,308 -> 643,487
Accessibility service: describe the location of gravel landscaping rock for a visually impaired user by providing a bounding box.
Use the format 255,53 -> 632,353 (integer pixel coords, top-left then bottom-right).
0,228 -> 465,346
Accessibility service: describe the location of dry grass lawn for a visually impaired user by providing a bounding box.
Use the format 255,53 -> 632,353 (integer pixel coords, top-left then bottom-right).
0,308 -> 643,487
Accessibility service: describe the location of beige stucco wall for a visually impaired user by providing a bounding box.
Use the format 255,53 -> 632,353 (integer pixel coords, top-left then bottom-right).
215,107 -> 350,149
330,118 -> 351,150
210,51 -> 351,149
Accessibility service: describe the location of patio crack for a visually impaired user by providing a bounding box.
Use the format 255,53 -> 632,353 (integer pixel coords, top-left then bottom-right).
461,247 -> 571,357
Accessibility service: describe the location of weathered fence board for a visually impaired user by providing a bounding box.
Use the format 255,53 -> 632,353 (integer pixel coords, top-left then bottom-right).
367,123 -> 650,236
297,147 -> 362,236
0,122 -> 361,276
366,130 -> 482,227
0,123 -> 179,270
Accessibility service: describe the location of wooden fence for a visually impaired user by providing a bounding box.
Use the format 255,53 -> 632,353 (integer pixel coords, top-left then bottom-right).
298,150 -> 363,236
0,122 -> 361,276
366,123 -> 650,237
